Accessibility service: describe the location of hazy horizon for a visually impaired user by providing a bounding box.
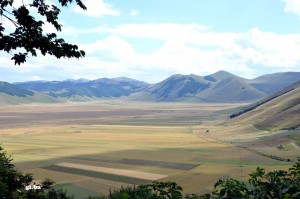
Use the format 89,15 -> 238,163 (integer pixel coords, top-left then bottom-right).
8,70 -> 300,84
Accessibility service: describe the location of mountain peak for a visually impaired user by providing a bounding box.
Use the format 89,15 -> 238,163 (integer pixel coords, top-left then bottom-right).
112,77 -> 148,84
202,70 -> 235,82
210,70 -> 235,79
167,74 -> 201,80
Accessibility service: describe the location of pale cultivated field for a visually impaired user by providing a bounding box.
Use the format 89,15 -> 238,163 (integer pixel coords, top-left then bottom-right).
0,101 -> 298,198
56,162 -> 168,180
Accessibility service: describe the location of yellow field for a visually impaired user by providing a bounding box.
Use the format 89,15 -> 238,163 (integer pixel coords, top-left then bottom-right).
0,101 -> 298,198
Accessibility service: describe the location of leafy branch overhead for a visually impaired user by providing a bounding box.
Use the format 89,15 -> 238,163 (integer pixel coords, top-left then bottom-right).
0,0 -> 86,65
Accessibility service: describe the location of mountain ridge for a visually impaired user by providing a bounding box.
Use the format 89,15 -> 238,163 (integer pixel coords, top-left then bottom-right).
15,77 -> 149,99
247,72 -> 300,94
4,71 -> 300,103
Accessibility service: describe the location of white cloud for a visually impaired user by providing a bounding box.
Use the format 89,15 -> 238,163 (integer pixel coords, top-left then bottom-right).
111,23 -> 208,41
73,25 -> 299,81
130,9 -> 139,16
282,0 -> 300,17
74,0 -> 120,18
79,35 -> 137,63
234,28 -> 300,67
1,22 -> 300,83
30,76 -> 43,81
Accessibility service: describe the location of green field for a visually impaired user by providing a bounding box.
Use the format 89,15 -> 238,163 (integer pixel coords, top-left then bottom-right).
0,101 -> 299,198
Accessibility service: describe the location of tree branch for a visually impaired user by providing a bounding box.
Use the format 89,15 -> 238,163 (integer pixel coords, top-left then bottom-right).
1,13 -> 19,27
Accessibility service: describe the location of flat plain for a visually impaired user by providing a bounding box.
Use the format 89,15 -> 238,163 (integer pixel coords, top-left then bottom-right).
0,100 -> 299,198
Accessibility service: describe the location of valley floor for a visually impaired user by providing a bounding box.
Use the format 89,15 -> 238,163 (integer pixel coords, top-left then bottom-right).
0,101 -> 299,198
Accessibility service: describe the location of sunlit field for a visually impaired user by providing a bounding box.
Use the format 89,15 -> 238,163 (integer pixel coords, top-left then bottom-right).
0,101 -> 298,198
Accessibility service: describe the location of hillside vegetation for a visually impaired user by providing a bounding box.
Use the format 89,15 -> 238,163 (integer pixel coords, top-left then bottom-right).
247,72 -> 300,94
0,81 -> 34,97
0,81 -> 60,105
229,81 -> 300,131
15,78 -> 148,99
129,71 -> 300,102
0,71 -> 299,103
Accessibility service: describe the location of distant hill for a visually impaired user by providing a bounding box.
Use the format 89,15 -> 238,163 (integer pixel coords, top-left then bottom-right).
204,70 -> 240,82
0,81 -> 34,97
0,81 -> 60,105
10,71 -> 300,103
15,78 -> 149,100
196,76 -> 266,102
130,74 -> 211,102
247,72 -> 300,94
229,80 -> 300,131
130,72 -> 265,102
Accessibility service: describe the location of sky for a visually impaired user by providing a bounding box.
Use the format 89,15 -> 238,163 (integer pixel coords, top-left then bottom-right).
1,0 -> 300,83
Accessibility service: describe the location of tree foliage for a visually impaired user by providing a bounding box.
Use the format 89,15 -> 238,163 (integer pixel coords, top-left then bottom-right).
0,0 -> 86,65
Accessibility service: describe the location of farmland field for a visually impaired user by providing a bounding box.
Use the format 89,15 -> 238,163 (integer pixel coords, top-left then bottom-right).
0,101 -> 299,198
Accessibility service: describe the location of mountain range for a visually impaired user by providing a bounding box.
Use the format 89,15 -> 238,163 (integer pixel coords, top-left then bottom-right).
1,70 -> 299,104
14,77 -> 148,100
125,70 -> 300,102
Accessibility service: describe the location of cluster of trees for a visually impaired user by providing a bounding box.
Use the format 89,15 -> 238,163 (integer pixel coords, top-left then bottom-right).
1,146 -> 300,199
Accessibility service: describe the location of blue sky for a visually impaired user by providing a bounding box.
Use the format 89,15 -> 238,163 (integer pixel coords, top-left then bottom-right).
1,0 -> 300,83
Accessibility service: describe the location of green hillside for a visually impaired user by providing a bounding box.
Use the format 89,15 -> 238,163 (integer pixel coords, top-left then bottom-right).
0,92 -> 61,105
0,81 -> 34,97
247,72 -> 300,94
197,76 -> 265,102
131,73 -> 265,102
15,78 -> 149,100
0,81 -> 61,105
229,81 -> 300,131
10,71 -> 300,103
130,74 -> 210,102
204,70 -> 240,81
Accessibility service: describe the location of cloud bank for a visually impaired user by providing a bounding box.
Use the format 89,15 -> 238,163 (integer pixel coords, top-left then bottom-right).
1,22 -> 300,83
282,0 -> 300,17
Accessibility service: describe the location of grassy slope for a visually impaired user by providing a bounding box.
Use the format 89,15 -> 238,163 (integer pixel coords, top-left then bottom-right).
15,78 -> 149,99
130,74 -> 210,102
0,92 -> 62,105
0,81 -> 34,96
197,77 -> 266,102
230,86 -> 300,131
131,74 -> 265,103
248,72 -> 300,94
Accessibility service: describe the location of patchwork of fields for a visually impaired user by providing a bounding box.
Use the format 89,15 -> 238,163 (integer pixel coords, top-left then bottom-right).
0,101 -> 299,198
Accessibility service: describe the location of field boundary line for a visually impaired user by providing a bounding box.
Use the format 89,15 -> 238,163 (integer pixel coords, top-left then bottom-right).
57,162 -> 168,180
